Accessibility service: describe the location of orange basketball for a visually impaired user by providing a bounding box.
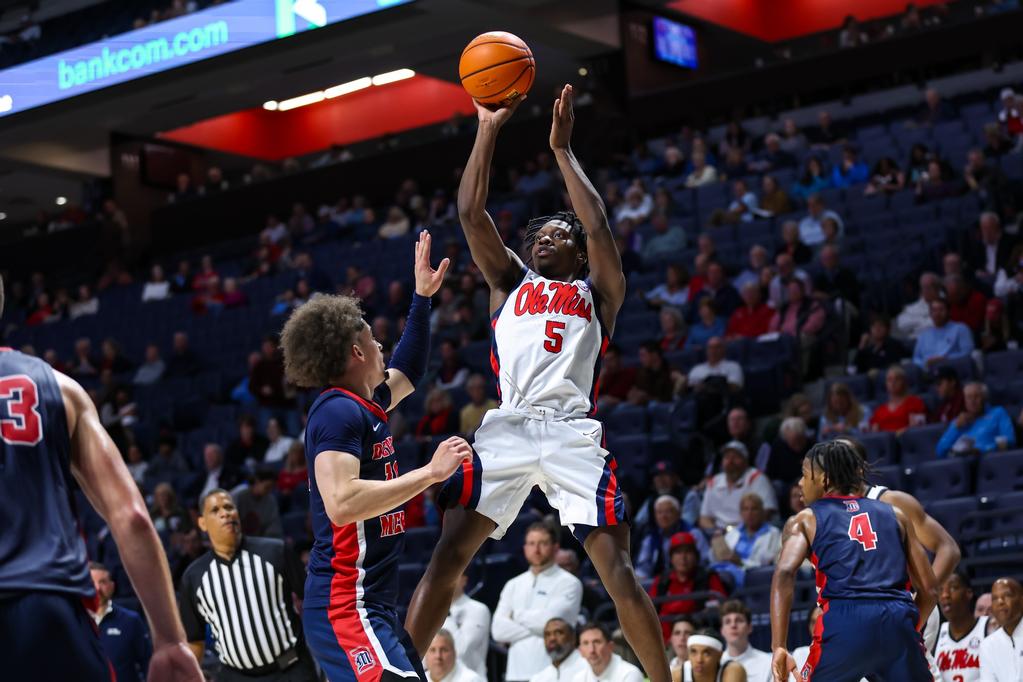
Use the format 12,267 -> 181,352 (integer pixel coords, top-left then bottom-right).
459,31 -> 535,107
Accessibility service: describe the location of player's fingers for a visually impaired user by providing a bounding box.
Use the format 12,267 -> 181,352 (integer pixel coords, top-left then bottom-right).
435,257 -> 451,280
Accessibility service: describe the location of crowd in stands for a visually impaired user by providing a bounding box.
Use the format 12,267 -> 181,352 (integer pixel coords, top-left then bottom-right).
6,72 -> 1023,680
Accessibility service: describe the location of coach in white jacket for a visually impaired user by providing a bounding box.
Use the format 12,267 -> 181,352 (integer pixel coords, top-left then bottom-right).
979,578 -> 1023,682
572,622 -> 643,682
441,571 -> 491,679
492,523 -> 583,682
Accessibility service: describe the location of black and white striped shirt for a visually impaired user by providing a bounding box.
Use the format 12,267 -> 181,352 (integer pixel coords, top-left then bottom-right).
178,536 -> 303,671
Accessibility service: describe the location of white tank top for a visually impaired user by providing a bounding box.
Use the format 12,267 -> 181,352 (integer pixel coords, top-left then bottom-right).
682,660 -> 731,681
491,269 -> 608,417
865,485 -> 888,500
935,616 -> 990,682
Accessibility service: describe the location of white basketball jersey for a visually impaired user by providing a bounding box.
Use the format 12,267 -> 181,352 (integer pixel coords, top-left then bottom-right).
491,269 -> 608,417
935,617 -> 990,681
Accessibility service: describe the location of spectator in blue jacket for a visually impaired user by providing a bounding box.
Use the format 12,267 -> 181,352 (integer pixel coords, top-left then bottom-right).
89,562 -> 151,682
937,382 -> 1016,457
791,157 -> 831,201
912,299 -> 975,368
635,495 -> 709,579
830,145 -> 870,188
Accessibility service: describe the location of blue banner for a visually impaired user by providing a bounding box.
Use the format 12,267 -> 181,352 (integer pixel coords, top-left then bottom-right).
0,0 -> 412,118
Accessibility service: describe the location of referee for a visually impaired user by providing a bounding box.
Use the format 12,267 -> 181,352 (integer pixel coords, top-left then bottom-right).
178,488 -> 317,681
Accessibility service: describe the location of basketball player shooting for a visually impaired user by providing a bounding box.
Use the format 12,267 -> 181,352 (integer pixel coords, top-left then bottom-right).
405,84 -> 671,682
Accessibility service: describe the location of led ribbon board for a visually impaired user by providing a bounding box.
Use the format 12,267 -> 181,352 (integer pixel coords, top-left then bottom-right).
0,0 -> 412,118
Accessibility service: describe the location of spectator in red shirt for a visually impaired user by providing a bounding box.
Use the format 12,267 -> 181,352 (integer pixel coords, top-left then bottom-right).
596,344 -> 637,413
660,306 -> 687,351
931,366 -> 965,424
276,441 -> 308,496
945,273 -> 986,334
649,532 -> 727,641
726,281 -> 773,339
191,254 -> 219,291
869,365 -> 928,434
25,292 -> 56,326
998,88 -> 1023,139
416,388 -> 458,439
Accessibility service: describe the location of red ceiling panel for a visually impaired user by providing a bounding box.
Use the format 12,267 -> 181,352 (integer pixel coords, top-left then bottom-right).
666,0 -> 949,42
160,75 -> 475,161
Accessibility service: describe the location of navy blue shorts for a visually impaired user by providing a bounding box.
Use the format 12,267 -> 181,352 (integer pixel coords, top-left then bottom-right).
800,598 -> 931,682
303,602 -> 424,682
0,591 -> 112,681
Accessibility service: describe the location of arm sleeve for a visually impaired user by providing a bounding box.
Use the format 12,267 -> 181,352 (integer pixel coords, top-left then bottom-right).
388,293 -> 431,387
491,579 -> 533,644
935,423 -> 960,459
178,576 -> 206,642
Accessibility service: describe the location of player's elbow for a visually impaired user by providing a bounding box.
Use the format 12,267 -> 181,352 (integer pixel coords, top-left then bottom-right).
324,498 -> 355,527
110,502 -> 156,539
945,540 -> 962,566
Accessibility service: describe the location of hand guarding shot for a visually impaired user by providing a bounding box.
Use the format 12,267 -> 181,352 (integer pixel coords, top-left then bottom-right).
280,230 -> 470,682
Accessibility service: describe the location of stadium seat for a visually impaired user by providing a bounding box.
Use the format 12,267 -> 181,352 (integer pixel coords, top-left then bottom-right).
858,431 -> 898,467
913,458 -> 973,503
925,496 -> 979,540
898,424 -> 947,466
977,449 -> 1023,495
601,403 -> 649,435
868,465 -> 905,493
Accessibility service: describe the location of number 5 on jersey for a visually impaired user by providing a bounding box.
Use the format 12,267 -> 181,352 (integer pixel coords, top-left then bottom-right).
848,512 -> 879,551
544,321 -> 566,354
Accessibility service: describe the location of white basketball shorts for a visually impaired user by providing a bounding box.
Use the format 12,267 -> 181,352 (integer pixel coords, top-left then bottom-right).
438,406 -> 626,540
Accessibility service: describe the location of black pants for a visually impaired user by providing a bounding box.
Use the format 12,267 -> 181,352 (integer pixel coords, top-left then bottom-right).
217,649 -> 319,682
0,591 -> 112,682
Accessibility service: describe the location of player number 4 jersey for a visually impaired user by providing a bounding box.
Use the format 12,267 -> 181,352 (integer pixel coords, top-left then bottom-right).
491,269 -> 609,417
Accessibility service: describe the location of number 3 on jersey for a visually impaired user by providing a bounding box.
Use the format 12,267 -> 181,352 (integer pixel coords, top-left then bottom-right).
0,375 -> 42,446
848,512 -> 879,551
543,321 -> 566,354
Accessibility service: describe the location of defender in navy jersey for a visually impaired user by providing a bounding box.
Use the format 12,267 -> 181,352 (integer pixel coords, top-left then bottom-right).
280,232 -> 471,682
0,280 -> 201,682
770,440 -> 937,682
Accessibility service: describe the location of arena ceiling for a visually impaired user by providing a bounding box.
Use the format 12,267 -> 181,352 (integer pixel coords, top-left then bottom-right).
0,0 -> 619,223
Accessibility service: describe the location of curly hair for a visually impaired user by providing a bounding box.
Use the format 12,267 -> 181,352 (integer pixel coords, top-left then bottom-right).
280,293 -> 366,388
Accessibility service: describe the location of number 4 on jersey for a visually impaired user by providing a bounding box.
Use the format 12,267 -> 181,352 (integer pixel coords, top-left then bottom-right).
848,512 -> 879,551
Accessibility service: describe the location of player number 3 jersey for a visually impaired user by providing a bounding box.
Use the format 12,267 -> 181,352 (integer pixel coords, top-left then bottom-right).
491,269 -> 609,417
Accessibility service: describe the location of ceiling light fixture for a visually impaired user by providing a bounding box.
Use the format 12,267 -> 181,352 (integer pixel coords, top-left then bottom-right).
266,69 -> 415,112
371,68 -> 415,86
55,196 -> 67,206
0,212 -> 6,220
277,90 -> 326,111
325,77 -> 372,98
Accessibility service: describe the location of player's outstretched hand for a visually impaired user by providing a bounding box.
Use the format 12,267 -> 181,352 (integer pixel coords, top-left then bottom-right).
413,230 -> 451,297
428,436 -> 473,482
473,95 -> 525,128
147,642 -> 204,682
550,83 -> 575,151
771,647 -> 796,682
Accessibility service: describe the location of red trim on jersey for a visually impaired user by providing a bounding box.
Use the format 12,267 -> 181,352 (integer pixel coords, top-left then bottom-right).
328,522 -> 384,682
321,387 -> 389,423
489,317 -> 502,400
0,347 -> 12,352
603,457 -> 619,524
458,458 -> 474,507
804,551 -> 829,681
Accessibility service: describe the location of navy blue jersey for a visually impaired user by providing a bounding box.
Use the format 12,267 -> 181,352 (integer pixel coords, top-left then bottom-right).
809,495 -> 912,604
0,348 -> 93,600
304,385 -> 406,612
